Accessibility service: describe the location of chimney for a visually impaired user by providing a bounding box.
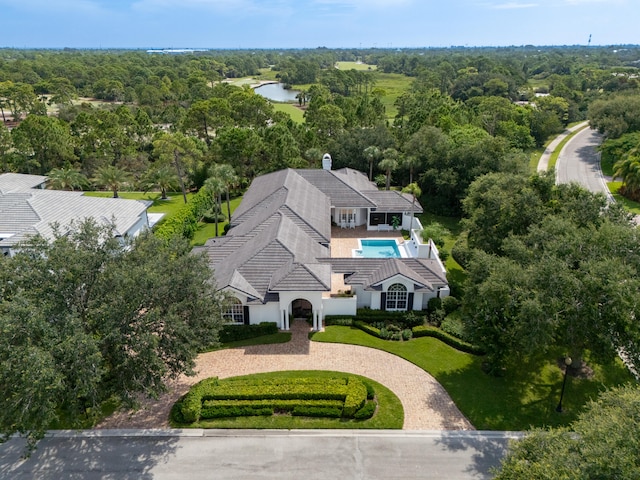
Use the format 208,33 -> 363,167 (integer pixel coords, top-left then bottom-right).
322,153 -> 332,170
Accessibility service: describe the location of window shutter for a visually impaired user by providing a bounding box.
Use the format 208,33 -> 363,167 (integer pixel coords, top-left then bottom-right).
407,292 -> 414,311
243,306 -> 250,325
381,292 -> 387,311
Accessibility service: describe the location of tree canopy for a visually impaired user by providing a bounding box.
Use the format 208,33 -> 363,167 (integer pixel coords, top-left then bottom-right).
0,220 -> 225,450
495,384 -> 640,479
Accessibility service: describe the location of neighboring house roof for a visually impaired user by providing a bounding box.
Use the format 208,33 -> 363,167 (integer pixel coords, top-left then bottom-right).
0,173 -> 149,249
0,173 -> 47,194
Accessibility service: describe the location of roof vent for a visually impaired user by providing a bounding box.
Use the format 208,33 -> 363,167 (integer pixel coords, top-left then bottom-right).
322,153 -> 332,170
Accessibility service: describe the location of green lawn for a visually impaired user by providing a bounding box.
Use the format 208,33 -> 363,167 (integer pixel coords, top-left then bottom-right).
273,102 -> 305,123
84,191 -> 193,215
335,61 -> 377,71
310,326 -> 635,431
171,370 -> 403,429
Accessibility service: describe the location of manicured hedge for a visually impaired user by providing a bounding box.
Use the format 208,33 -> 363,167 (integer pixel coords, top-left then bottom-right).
354,400 -> 376,419
155,186 -> 215,240
176,376 -> 371,422
411,325 -> 485,355
219,322 -> 278,343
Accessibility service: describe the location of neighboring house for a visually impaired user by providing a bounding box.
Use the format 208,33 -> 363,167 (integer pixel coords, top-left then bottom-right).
0,173 -> 150,256
197,157 -> 450,331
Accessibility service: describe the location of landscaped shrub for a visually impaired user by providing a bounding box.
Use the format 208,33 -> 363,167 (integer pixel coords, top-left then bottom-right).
440,313 -> 470,342
180,377 -> 219,422
354,400 -> 376,419
219,322 -> 278,343
342,376 -> 367,417
354,320 -> 382,338
401,329 -> 413,341
175,376 -> 372,423
363,381 -> 375,400
441,296 -> 461,315
427,297 -> 442,313
155,186 -> 215,240
451,236 -> 472,270
292,405 -> 343,418
412,325 -> 484,355
324,317 -> 353,326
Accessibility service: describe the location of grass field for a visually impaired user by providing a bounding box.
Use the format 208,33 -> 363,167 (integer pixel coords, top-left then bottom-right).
335,61 -> 377,71
273,102 -> 305,123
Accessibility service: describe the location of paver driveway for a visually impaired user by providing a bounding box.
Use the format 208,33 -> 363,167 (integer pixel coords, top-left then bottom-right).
98,320 -> 473,430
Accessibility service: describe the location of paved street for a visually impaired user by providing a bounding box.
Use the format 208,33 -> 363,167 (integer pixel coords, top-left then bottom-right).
0,430 -> 521,480
555,127 -> 612,199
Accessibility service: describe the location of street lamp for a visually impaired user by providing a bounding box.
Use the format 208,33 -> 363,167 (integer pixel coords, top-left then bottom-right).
555,356 -> 572,413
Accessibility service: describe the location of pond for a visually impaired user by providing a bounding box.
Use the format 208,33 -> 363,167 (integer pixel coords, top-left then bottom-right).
254,82 -> 301,102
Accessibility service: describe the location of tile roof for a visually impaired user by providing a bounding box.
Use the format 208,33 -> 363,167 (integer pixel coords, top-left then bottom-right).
0,173 -> 149,248
324,257 -> 447,293
362,190 -> 423,213
202,166 -> 444,304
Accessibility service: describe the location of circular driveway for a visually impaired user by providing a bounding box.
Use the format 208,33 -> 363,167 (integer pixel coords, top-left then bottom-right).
98,320 -> 473,431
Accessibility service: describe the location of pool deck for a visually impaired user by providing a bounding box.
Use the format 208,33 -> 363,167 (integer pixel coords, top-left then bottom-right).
330,225 -> 405,258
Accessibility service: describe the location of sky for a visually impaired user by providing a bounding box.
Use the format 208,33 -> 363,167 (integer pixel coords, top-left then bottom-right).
0,0 -> 637,49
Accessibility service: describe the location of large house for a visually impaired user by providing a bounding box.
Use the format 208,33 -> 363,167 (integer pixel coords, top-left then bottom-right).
197,157 -> 450,331
0,173 -> 151,256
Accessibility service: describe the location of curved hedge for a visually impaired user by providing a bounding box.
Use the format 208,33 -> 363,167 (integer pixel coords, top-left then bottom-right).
411,325 -> 485,355
175,376 -> 371,422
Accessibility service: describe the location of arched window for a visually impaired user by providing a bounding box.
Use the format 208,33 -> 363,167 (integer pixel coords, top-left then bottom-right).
386,283 -> 408,311
224,298 -> 244,323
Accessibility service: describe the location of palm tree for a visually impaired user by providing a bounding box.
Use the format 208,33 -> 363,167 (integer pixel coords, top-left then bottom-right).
363,145 -> 381,181
141,166 -> 179,200
47,167 -> 88,191
92,165 -> 132,198
204,176 -> 225,237
613,150 -> 640,201
378,148 -> 399,191
403,154 -> 421,185
402,182 -> 422,229
210,163 -> 239,223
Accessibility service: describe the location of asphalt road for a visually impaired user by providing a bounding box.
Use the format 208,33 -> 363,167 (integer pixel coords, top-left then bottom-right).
555,127 -> 612,199
0,430 -> 522,480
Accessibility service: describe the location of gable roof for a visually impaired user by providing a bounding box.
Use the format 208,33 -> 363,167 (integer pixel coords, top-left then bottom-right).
324,257 -> 447,293
296,169 -> 376,208
200,213 -> 330,302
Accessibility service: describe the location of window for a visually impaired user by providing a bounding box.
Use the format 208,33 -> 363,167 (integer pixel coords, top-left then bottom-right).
224,298 -> 244,323
386,283 -> 408,311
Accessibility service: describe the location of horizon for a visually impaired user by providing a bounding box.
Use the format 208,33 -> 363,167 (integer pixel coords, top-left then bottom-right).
0,1 -> 637,50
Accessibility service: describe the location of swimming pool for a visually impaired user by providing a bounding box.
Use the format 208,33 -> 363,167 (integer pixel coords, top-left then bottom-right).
354,239 -> 401,258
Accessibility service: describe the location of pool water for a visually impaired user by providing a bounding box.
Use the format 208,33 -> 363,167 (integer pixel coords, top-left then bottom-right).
355,239 -> 401,258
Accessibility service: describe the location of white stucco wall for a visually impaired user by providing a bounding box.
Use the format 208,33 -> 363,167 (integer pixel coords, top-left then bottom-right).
323,295 -> 357,316
248,302 -> 281,326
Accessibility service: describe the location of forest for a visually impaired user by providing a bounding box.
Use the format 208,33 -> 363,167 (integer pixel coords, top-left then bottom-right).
0,45 -> 639,215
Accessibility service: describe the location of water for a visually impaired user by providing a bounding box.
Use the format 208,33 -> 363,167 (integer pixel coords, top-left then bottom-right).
355,239 -> 401,258
254,82 -> 301,102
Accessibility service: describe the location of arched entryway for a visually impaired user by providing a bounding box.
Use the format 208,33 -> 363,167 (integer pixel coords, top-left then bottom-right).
280,295 -> 323,331
291,298 -> 312,320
